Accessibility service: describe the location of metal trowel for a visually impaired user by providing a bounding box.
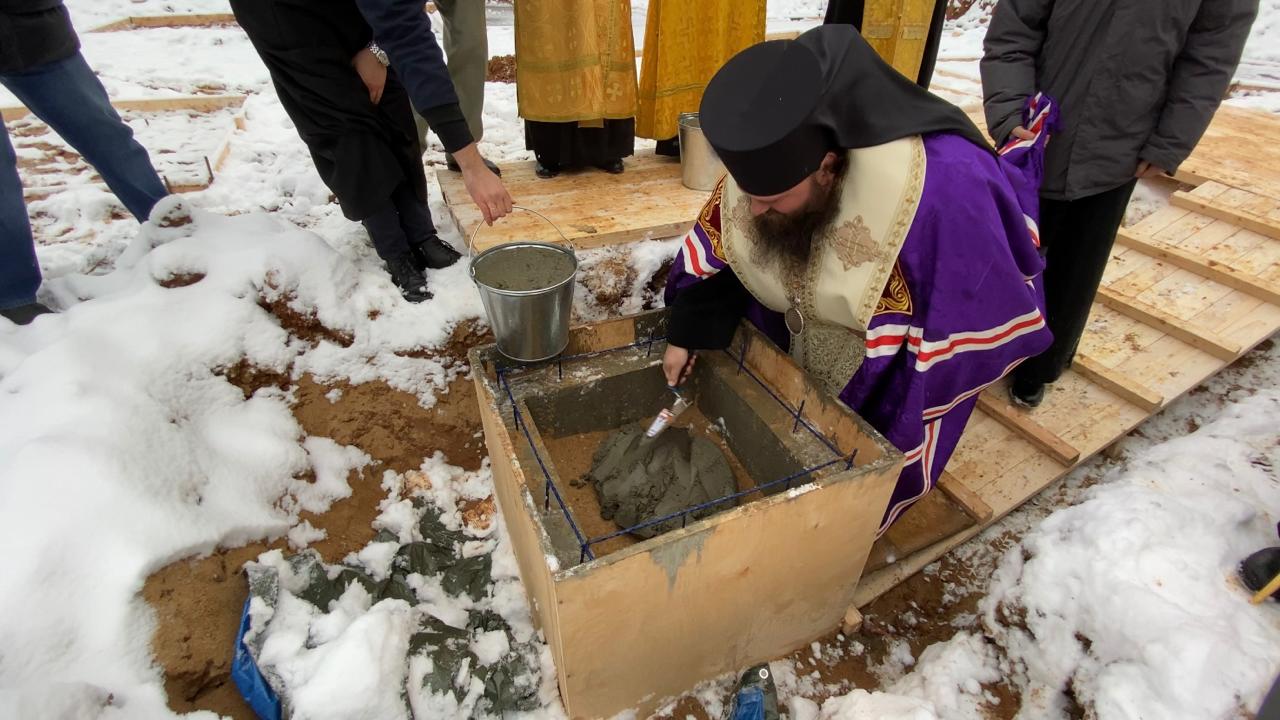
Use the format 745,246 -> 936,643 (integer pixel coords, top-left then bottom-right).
644,387 -> 692,439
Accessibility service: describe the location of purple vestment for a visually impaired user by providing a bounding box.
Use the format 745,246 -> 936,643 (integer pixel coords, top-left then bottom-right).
665,97 -> 1058,532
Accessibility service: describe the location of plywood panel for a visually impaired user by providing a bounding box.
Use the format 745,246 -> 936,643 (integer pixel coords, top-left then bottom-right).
555,455 -> 900,718
439,153 -> 709,252
1175,106 -> 1280,201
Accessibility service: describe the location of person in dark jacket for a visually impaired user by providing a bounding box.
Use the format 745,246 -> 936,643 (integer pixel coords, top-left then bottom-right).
231,0 -> 510,303
0,0 -> 167,325
981,0 -> 1258,407
353,0 -> 511,223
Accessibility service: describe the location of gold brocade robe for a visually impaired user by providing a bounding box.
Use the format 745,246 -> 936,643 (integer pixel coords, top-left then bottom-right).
514,0 -> 639,123
635,0 -> 765,140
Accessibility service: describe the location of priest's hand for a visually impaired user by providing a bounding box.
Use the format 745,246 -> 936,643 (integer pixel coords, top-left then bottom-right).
455,143 -> 513,225
663,345 -> 696,388
352,48 -> 387,105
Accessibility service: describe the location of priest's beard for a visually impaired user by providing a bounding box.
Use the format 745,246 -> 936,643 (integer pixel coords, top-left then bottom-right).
750,172 -> 844,268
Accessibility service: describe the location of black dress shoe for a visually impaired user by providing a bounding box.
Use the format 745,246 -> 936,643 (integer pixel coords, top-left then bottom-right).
1009,375 -> 1046,408
445,152 -> 502,176
0,301 -> 54,325
410,235 -> 462,271
1241,547 -> 1280,599
535,160 -> 560,179
385,254 -> 432,303
598,158 -> 625,174
655,137 -> 679,157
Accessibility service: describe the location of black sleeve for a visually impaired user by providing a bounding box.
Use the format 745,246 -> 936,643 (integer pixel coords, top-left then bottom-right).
354,0 -> 475,153
666,269 -> 752,350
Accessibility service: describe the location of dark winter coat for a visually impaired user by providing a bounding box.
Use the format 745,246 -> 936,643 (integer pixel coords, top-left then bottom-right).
0,0 -> 78,74
980,0 -> 1258,200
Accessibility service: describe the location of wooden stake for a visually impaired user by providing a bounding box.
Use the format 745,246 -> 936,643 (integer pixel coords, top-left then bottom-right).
1072,353 -> 1164,412
1171,188 -> 1280,242
1095,286 -> 1242,361
1251,571 -> 1280,605
937,472 -> 993,523
842,606 -> 864,635
976,392 -> 1081,466
1115,229 -> 1280,305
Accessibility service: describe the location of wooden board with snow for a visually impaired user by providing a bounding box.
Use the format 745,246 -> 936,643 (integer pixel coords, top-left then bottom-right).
437,152 -> 711,252
4,99 -> 245,201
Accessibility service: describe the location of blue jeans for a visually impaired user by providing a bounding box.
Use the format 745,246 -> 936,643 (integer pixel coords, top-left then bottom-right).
0,52 -> 167,308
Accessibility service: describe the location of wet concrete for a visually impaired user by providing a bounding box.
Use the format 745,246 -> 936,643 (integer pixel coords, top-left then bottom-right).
472,245 -> 576,292
588,423 -> 737,539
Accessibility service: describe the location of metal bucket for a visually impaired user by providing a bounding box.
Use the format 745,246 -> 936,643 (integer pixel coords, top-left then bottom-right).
678,112 -> 725,191
469,207 -> 578,362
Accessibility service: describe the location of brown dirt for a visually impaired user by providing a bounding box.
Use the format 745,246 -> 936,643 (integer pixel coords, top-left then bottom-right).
159,272 -> 206,289
257,293 -> 355,348
146,318 -> 495,717
642,258 -> 675,311
946,0 -> 995,20
487,54 -> 516,83
582,255 -> 638,308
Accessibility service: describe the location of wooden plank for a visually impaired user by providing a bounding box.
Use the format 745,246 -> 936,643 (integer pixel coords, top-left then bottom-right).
1072,352 -> 1164,412
1175,105 -> 1280,201
89,13 -> 237,32
1095,285 -> 1242,360
937,472 -> 993,523
2,94 -> 246,122
975,391 -> 1081,465
440,152 -> 710,252
1171,187 -> 1280,241
1115,228 -> 1280,305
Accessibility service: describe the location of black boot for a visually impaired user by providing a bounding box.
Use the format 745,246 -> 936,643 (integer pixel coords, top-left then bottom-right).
655,137 -> 679,157
410,235 -> 461,271
1009,374 -> 1046,409
535,160 -> 560,179
597,158 -> 625,174
0,302 -> 53,325
385,254 -> 432,303
1240,547 -> 1280,600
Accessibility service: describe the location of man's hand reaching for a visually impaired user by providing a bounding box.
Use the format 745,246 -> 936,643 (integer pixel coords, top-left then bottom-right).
454,143 -> 512,225
663,344 -> 696,388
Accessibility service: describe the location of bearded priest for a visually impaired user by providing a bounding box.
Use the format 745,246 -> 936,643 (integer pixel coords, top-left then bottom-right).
663,25 -> 1056,533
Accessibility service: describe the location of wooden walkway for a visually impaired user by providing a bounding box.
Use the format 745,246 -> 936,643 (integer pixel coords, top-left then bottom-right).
857,106 -> 1280,604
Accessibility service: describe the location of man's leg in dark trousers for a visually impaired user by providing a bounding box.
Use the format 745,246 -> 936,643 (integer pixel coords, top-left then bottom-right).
0,52 -> 167,222
1016,180 -> 1138,389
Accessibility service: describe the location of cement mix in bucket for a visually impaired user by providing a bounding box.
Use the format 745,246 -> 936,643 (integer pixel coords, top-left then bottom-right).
585,423 -> 737,539
473,245 -> 576,291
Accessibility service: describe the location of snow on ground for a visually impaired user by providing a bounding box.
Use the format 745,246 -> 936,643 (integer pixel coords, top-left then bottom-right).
0,1 -> 1278,719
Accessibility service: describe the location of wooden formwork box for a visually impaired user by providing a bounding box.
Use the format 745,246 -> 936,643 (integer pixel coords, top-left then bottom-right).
469,312 -> 903,718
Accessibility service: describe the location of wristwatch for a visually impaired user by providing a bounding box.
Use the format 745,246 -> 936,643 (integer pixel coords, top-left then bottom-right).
367,42 -> 389,67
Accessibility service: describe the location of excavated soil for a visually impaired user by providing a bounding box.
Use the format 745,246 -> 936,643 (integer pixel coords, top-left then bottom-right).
486,54 -> 516,83
147,318 -> 490,718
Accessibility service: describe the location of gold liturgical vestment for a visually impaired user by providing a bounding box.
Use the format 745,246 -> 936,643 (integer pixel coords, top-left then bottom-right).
635,0 -> 765,140
514,0 -> 638,124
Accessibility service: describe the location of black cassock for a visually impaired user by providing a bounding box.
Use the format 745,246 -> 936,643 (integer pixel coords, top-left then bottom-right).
229,0 -> 427,221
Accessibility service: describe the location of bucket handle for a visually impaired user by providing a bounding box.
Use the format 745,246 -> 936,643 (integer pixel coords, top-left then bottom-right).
468,206 -> 572,258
